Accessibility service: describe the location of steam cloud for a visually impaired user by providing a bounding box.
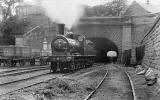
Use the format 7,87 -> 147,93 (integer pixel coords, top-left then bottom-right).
41,0 -> 84,29
24,0 -> 84,29
23,0 -> 39,5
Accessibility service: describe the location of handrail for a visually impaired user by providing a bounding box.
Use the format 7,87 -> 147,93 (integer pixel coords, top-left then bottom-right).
23,23 -> 47,38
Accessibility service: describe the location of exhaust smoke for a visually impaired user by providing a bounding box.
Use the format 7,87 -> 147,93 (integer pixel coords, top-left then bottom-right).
23,0 -> 86,29
41,0 -> 84,30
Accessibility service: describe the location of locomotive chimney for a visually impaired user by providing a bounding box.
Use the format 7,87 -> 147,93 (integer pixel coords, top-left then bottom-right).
58,24 -> 65,35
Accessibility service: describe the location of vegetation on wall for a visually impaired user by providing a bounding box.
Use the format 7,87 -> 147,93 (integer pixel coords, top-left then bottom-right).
84,0 -> 128,17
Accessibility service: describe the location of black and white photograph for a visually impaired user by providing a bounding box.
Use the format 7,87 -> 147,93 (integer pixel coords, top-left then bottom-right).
0,0 -> 160,99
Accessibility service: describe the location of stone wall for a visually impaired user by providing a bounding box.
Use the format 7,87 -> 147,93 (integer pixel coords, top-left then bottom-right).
132,15 -> 157,47
141,15 -> 160,88
142,15 -> 160,70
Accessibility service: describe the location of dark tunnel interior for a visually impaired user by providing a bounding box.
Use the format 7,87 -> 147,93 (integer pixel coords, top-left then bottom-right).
88,37 -> 118,63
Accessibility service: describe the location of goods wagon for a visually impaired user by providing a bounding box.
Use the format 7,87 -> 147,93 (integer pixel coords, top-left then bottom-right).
0,46 -> 48,67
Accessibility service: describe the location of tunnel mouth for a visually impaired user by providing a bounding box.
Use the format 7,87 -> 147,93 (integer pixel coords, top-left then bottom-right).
88,37 -> 118,63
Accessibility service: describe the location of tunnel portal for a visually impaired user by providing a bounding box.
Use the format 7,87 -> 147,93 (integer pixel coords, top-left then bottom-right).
88,37 -> 118,63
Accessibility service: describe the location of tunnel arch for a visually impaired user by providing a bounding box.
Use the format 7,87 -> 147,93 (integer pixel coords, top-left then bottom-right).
87,37 -> 119,63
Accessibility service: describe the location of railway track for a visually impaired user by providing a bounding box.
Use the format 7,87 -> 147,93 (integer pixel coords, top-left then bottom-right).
84,68 -> 108,100
84,64 -> 136,100
0,67 -> 48,77
0,65 -> 50,85
0,66 -> 50,96
0,72 -> 62,96
0,70 -> 50,85
0,63 -> 103,97
0,66 -> 48,74
0,63 -> 100,75
114,64 -> 137,100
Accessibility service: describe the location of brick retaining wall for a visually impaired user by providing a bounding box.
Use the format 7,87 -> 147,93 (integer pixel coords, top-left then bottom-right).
142,15 -> 160,70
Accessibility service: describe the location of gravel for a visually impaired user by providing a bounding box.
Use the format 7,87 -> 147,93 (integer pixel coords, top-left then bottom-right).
121,65 -> 160,100
0,66 -> 107,100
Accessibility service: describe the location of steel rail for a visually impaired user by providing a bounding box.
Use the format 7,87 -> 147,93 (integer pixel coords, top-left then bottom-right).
0,63 -> 104,97
0,68 -> 48,77
125,70 -> 137,100
84,64 -> 136,100
0,66 -> 48,74
0,71 -> 51,85
0,66 -> 96,96
114,64 -> 137,100
84,66 -> 108,100
0,73 -> 62,96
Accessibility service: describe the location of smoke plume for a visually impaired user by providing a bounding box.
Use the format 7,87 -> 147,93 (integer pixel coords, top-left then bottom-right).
23,0 -> 39,5
41,0 -> 84,29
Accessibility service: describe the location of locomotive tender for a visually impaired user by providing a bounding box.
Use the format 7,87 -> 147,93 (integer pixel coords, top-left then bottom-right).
49,24 -> 96,72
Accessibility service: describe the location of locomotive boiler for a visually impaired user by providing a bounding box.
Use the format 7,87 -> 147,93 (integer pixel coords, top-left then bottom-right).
49,24 -> 96,72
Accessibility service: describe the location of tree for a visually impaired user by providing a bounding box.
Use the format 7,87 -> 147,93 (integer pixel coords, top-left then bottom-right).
84,6 -> 95,17
0,15 -> 28,45
84,0 -> 128,17
105,0 -> 128,16
0,0 -> 19,20
0,0 -> 26,45
92,5 -> 107,16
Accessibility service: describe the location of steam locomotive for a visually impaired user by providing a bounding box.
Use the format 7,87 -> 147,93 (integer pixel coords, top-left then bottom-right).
49,24 -> 96,72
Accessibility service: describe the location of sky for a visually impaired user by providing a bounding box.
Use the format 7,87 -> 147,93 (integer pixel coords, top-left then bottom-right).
130,0 -> 160,5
